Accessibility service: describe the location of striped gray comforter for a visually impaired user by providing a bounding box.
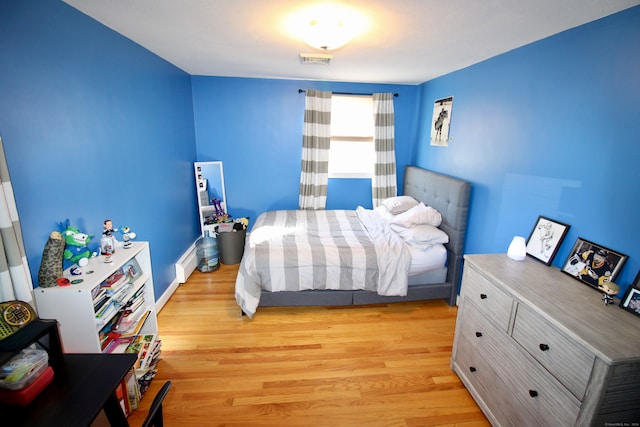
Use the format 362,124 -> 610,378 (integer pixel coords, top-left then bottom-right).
235,208 -> 411,318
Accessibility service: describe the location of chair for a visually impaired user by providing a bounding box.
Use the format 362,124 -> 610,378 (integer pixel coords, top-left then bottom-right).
141,381 -> 173,427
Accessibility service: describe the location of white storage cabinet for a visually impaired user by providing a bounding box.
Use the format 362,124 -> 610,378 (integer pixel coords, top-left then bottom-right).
34,242 -> 158,353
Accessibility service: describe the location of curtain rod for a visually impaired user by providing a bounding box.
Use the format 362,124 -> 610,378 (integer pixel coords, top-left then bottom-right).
298,89 -> 398,97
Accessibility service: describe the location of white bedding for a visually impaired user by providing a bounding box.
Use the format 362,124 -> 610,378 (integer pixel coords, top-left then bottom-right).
405,242 -> 447,276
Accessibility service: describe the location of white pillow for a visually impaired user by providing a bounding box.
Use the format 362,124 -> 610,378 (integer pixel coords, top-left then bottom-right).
382,196 -> 419,215
391,223 -> 449,244
390,202 -> 442,227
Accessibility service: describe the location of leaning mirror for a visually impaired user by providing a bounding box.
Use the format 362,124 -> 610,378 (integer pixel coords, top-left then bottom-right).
194,161 -> 227,236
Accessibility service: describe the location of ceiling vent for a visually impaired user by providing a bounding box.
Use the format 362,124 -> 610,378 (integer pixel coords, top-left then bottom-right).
299,53 -> 332,65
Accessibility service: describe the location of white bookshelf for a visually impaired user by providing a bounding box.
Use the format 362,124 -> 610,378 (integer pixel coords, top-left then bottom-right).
34,241 -> 158,353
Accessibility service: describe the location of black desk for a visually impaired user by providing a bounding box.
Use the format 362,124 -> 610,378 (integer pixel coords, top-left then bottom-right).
2,353 -> 137,427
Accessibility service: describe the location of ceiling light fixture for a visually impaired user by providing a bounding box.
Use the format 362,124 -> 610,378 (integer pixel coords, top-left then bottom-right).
303,18 -> 353,51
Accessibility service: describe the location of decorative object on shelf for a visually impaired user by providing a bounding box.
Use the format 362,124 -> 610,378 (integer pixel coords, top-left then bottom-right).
37,231 -> 65,288
507,235 -> 527,261
619,271 -> 640,317
599,282 -> 619,305
101,219 -> 118,262
122,258 -> 142,283
525,215 -> 570,265
561,237 -> 627,291
60,220 -> 95,268
120,226 -> 136,249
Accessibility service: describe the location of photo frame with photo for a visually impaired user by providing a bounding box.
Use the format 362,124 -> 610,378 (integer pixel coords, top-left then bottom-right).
561,238 -> 627,291
525,216 -> 570,265
122,258 -> 143,283
619,272 -> 640,317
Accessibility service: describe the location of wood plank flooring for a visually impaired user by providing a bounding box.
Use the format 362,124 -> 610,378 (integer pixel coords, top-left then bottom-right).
126,264 -> 489,427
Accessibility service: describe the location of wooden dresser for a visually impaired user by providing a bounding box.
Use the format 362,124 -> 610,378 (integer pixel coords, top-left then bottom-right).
451,254 -> 640,426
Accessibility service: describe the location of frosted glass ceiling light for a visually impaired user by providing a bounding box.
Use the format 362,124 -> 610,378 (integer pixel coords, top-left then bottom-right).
304,18 -> 352,51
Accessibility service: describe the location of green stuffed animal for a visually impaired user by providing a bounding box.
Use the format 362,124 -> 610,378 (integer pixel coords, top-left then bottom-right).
61,220 -> 94,267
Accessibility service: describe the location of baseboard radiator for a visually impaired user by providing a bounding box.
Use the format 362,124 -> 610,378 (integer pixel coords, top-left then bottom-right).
175,242 -> 197,283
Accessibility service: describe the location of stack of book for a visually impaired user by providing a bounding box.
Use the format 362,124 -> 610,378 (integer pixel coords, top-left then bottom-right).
122,333 -> 162,410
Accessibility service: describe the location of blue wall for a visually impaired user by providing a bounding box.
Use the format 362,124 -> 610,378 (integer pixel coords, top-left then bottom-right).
2,0 -> 638,302
0,0 -> 199,298
191,77 -> 420,220
415,6 -> 640,296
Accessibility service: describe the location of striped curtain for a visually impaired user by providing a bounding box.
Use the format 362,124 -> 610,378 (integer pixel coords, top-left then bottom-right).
372,93 -> 397,207
0,136 -> 34,304
299,90 -> 332,210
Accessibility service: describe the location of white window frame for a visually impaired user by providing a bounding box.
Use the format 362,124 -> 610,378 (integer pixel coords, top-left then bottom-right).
328,95 -> 374,179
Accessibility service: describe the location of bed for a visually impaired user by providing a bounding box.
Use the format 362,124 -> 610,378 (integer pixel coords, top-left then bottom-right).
235,166 -> 471,318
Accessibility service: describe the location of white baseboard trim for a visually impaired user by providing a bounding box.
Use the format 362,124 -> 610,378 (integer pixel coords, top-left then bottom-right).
156,240 -> 198,313
156,277 -> 180,313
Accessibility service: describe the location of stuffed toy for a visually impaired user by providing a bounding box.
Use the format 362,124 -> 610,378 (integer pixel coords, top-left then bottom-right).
38,231 -> 65,288
60,220 -> 96,268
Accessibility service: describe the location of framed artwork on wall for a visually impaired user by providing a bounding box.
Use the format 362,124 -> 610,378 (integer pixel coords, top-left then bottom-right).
561,238 -> 627,291
525,215 -> 570,265
430,96 -> 453,146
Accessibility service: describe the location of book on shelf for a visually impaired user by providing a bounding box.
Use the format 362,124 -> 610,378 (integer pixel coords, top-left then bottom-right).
120,309 -> 151,338
125,333 -> 160,371
125,370 -> 140,411
104,335 -> 135,354
95,299 -> 118,321
102,268 -> 127,288
92,286 -> 106,302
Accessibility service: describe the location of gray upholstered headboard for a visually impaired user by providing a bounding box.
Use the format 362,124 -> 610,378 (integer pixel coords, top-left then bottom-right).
402,166 -> 471,291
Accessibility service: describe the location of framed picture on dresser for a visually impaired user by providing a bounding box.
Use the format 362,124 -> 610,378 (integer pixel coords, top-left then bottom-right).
525,216 -> 570,265
619,271 -> 640,317
561,238 -> 627,290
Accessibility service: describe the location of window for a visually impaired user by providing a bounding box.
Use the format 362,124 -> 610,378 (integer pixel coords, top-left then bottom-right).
329,95 -> 374,178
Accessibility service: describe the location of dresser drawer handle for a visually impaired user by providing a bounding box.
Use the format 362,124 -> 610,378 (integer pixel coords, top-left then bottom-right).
475,332 -> 483,337
469,367 -> 477,372
480,293 -> 487,299
539,344 -> 550,351
529,390 -> 538,398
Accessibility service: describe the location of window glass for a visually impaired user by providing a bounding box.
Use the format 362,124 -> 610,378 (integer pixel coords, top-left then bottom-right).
329,95 -> 374,178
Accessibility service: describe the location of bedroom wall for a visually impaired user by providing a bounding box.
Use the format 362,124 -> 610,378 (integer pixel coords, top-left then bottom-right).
415,6 -> 640,296
0,0 -> 200,297
191,77 -> 420,220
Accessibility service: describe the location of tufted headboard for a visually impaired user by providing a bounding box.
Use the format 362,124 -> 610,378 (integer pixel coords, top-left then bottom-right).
403,166 -> 471,300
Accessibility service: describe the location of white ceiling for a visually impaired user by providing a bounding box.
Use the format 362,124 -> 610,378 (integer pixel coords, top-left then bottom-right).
64,0 -> 640,85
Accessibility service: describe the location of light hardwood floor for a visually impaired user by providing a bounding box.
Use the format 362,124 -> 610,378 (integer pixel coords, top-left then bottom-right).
126,264 -> 489,427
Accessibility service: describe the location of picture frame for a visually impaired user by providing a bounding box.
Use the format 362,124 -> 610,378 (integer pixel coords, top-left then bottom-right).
525,215 -> 570,265
619,281 -> 640,317
122,258 -> 143,283
430,96 -> 453,146
561,238 -> 627,291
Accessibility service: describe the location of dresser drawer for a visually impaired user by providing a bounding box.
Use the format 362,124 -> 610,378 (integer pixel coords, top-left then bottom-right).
512,303 -> 595,400
460,265 -> 513,332
460,302 -> 581,426
454,335 -> 540,427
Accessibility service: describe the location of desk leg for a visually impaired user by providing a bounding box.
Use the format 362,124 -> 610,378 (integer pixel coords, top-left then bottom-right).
104,392 -> 129,427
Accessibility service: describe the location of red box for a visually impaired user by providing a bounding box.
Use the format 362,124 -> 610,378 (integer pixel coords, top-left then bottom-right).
0,366 -> 54,406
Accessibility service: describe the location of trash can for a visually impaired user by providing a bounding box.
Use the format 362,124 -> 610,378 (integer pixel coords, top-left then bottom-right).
195,232 -> 220,272
217,229 -> 246,265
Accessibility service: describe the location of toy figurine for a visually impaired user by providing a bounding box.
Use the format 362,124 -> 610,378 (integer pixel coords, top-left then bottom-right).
120,226 -> 136,249
598,282 -> 619,305
101,219 -> 118,262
